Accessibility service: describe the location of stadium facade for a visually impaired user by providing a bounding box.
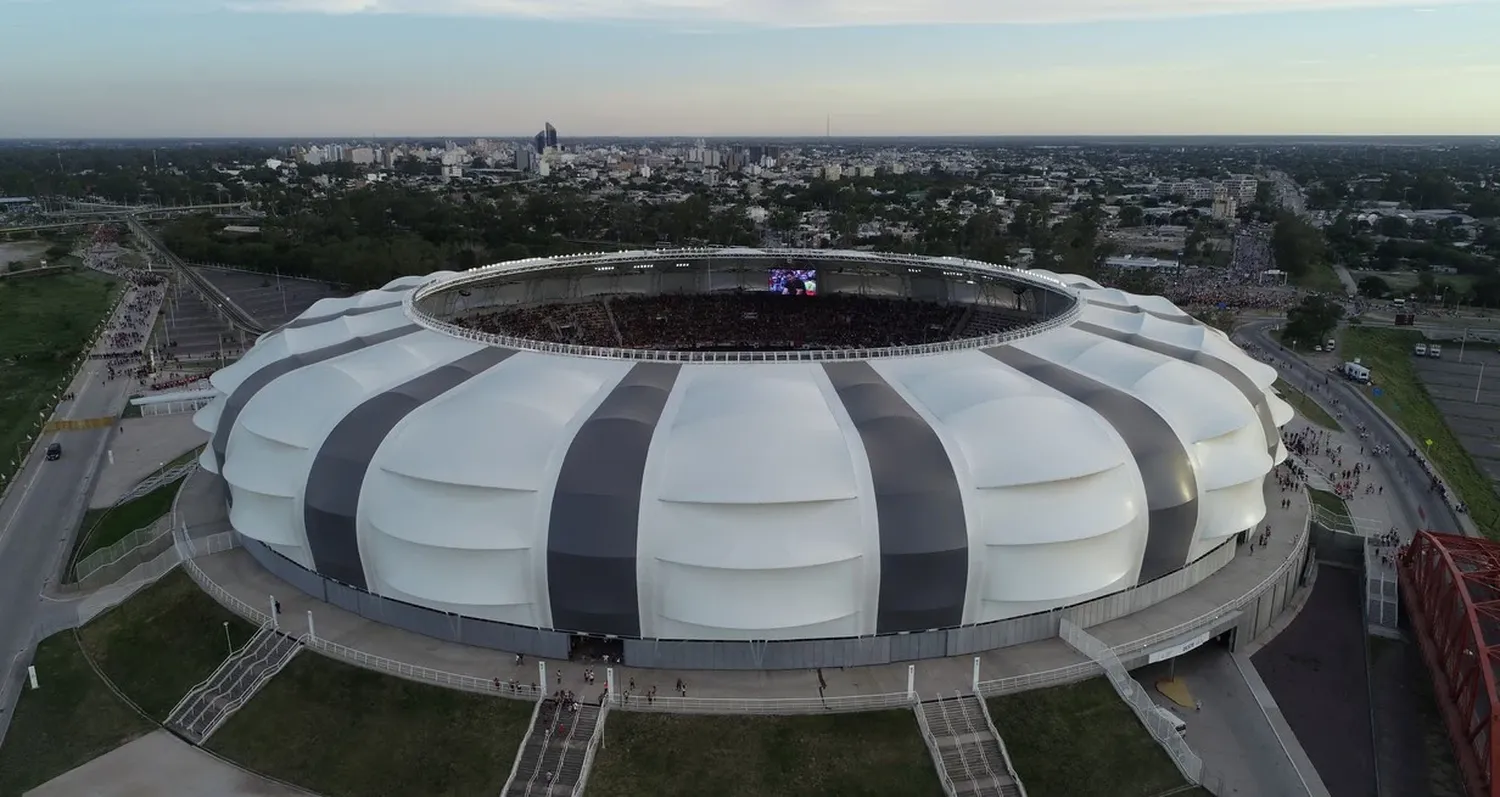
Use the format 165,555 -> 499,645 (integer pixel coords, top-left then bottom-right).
194,248 -> 1294,669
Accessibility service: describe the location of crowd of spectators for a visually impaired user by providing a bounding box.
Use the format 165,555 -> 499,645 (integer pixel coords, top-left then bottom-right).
1158,224 -> 1302,311
461,292 -> 982,352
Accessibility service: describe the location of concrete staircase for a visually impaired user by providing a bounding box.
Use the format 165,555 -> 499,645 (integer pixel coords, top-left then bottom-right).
918,694 -> 1027,797
502,698 -> 604,796
166,623 -> 302,744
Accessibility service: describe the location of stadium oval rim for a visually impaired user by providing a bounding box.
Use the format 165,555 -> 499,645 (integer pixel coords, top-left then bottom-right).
403,247 -> 1084,363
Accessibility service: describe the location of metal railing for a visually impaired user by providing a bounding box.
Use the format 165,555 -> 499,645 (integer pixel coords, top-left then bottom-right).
978,492 -> 1313,697
913,701 -> 961,797
305,635 -> 547,701
612,689 -> 917,715
1060,618 -> 1205,785
76,545 -> 185,627
168,621 -> 275,725
118,460 -> 198,504
570,701 -> 611,797
73,521 -> 172,583
405,248 -> 1083,363
975,693 -> 1031,797
197,634 -> 306,742
138,396 -> 215,417
1310,502 -> 1386,537
499,697 -> 548,797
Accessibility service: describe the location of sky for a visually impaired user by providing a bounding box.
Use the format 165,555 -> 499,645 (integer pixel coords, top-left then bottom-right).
1,0 -> 1498,137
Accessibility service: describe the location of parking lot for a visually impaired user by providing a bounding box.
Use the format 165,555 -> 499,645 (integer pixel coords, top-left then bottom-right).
1412,346 -> 1500,484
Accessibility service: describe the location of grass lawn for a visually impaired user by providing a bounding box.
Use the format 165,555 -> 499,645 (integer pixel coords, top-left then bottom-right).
208,654 -> 534,797
1342,326 -> 1500,538
987,678 -> 1190,797
77,568 -> 256,721
0,270 -> 120,487
587,710 -> 943,797
0,634 -> 154,797
1274,378 -> 1343,432
1308,488 -> 1353,532
70,475 -> 186,572
1291,260 -> 1346,294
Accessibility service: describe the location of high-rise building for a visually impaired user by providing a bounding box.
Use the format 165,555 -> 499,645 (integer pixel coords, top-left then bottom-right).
545,122 -> 558,150
533,131 -> 546,154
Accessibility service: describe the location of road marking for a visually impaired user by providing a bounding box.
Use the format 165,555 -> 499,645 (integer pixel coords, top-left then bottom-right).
42,416 -> 116,433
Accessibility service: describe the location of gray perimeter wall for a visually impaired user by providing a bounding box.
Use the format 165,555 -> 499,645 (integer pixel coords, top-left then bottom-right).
238,529 -> 1245,671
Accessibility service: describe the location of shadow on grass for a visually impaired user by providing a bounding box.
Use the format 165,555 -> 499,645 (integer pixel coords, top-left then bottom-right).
0,634 -> 153,797
987,678 -> 1189,797
77,568 -> 256,721
587,710 -> 943,797
207,655 -> 534,797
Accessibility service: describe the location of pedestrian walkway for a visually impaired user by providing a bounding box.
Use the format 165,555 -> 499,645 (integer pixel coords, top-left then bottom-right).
501,699 -> 603,797
917,695 -> 1025,797
166,622 -> 304,744
88,412 -> 208,509
179,461 -> 1312,705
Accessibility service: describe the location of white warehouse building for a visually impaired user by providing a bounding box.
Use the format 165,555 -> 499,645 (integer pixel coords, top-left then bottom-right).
194,249 -> 1294,669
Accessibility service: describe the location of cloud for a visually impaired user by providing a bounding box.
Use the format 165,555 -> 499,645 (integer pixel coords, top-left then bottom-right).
225,0 -> 1479,26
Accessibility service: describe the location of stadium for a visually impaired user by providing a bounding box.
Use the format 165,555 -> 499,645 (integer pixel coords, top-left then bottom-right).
194,248 -> 1294,670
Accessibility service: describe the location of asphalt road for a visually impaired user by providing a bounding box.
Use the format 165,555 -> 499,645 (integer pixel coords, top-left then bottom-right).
0,286 -> 156,740
1240,319 -> 1461,537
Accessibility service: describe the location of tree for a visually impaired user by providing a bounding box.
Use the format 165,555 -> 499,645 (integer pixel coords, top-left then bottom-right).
1118,204 -> 1145,228
1270,213 -> 1326,280
1356,275 -> 1391,298
1282,295 -> 1345,349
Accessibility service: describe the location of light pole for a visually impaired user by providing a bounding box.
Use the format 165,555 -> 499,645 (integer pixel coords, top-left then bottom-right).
1460,328 -> 1468,362
1476,362 -> 1486,404
223,621 -> 232,656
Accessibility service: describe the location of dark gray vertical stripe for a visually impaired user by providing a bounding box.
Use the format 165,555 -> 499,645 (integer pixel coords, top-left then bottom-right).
1075,320 -> 1280,453
1089,299 -> 1197,327
211,324 -> 421,469
547,362 -> 681,637
304,346 -> 517,590
823,361 -> 968,634
984,346 -> 1199,580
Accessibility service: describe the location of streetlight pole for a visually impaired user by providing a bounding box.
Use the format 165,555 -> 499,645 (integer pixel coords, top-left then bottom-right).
1476,362 -> 1486,404
223,621 -> 232,656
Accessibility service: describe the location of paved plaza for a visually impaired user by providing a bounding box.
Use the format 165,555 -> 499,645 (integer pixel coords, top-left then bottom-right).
194,267 -> 343,330
26,731 -> 310,797
88,413 -> 208,509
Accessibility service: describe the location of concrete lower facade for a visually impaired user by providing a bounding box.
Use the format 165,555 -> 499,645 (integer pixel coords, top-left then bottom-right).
182,461 -> 1313,696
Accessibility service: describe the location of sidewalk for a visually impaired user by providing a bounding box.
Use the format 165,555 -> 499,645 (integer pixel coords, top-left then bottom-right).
87,413 -> 208,509
183,466 -> 1311,703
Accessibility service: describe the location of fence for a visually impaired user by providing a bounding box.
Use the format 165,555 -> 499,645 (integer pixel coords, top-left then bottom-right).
978,492 -> 1313,698
118,460 -> 198,504
73,520 -> 172,585
913,700 -> 961,797
1309,502 -> 1385,537
1059,618 -> 1206,785
611,689 -> 916,715
570,701 -> 612,797
138,396 -> 215,417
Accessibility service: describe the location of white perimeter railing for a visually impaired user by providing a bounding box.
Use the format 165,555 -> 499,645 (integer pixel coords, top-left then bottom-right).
499,697 -> 547,797
168,621 -> 274,724
118,460 -> 197,504
913,701 -> 961,797
198,634 -> 306,742
570,701 -> 611,797
976,694 -> 1031,797
978,488 -> 1313,698
74,522 -> 171,583
138,396 -> 214,417
612,689 -> 917,716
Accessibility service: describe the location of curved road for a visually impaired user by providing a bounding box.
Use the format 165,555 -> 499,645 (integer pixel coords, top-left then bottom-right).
1239,319 -> 1463,539
0,285 -> 157,744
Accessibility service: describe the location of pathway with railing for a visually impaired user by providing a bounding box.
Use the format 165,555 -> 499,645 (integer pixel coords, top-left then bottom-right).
917,694 -> 1026,797
165,621 -> 303,744
501,698 -> 603,796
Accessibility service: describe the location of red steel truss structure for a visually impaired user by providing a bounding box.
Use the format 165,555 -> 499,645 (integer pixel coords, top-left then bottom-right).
1399,531 -> 1500,797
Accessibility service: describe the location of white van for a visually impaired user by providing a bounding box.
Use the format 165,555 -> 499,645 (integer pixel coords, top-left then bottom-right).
1429,344 -> 1443,359
1415,343 -> 1428,356
1151,705 -> 1188,736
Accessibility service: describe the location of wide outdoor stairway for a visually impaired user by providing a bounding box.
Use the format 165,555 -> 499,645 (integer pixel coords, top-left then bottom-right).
166,624 -> 303,744
919,695 -> 1027,797
503,699 -> 603,796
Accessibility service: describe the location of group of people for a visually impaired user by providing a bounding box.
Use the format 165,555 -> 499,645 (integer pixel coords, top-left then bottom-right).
465,292 -> 979,352
1159,225 -> 1302,312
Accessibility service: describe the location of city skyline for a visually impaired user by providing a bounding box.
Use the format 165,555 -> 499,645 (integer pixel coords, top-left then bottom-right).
1,0 -> 1498,137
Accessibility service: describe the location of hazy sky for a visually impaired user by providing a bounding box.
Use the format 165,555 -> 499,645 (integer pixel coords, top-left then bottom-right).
2,0 -> 1498,137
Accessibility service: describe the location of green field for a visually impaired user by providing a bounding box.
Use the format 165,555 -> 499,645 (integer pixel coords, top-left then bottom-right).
1350,270 -> 1476,297
0,270 -> 119,487
77,569 -> 256,721
586,709 -> 943,797
1274,378 -> 1343,432
1342,327 -> 1500,537
208,654 -> 534,797
0,634 -> 154,797
988,678 -> 1194,797
1291,260 -> 1346,294
71,475 -> 186,572
1308,488 -> 1353,532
